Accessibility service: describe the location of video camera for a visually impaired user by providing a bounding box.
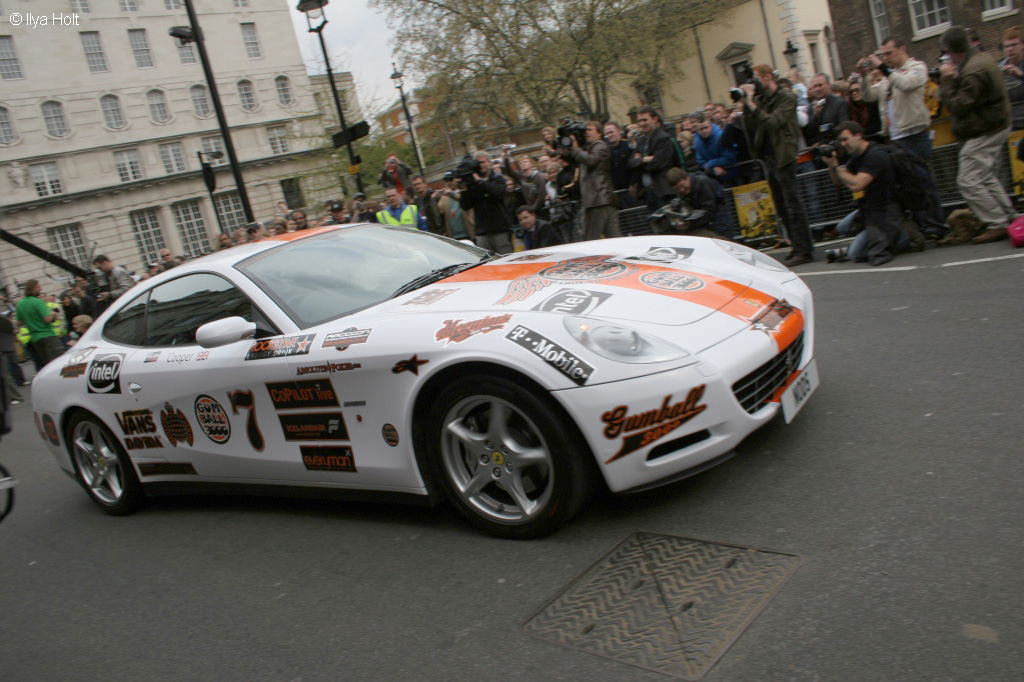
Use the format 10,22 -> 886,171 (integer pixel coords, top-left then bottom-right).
729,78 -> 764,102
454,155 -> 481,184
556,119 -> 587,148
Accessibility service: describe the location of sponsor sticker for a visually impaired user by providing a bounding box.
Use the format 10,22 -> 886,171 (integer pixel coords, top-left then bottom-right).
322,327 -> 371,351
278,412 -> 349,441
300,445 -> 357,472
165,352 -> 193,364
403,289 -> 457,305
194,394 -> 231,444
391,354 -> 428,376
87,353 -> 125,394
266,379 -> 339,409
138,463 -> 197,476
435,314 -> 512,346
159,403 -> 194,447
296,360 -> 362,376
245,334 -> 315,361
144,351 -> 160,363
601,385 -> 707,463
507,253 -> 549,261
115,408 -> 164,450
34,412 -> 46,442
749,299 -> 795,336
497,256 -> 634,305
41,413 -> 60,446
227,389 -> 265,451
506,325 -> 595,386
623,247 -> 694,263
382,424 -> 399,447
639,271 -> 706,292
196,351 -> 210,361
343,400 -> 366,407
532,289 -> 611,315
60,345 -> 97,378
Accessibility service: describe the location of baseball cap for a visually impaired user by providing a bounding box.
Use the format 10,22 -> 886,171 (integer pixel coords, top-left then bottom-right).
328,201 -> 344,212
443,171 -> 455,180
354,192 -> 366,199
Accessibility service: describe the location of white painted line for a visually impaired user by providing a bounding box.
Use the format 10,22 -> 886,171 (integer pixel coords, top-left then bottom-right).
798,266 -> 921,276
940,253 -> 1024,267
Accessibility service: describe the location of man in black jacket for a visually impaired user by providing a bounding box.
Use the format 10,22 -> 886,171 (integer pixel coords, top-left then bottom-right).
515,206 -> 564,249
604,122 -> 635,202
459,151 -> 513,253
665,168 -> 735,239
564,121 -> 620,240
503,151 -> 547,217
804,73 -> 850,145
629,106 -> 676,212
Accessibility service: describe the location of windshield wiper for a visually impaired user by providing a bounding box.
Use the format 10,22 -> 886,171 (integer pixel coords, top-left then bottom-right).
391,255 -> 495,298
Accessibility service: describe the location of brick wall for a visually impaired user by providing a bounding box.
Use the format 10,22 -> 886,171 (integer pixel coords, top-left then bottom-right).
828,0 -> 1022,76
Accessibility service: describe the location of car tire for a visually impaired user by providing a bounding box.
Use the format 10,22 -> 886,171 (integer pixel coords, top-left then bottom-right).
67,412 -> 145,516
424,374 -> 594,539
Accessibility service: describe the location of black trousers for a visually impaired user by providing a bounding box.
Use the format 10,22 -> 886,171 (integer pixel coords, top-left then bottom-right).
767,162 -> 813,256
862,204 -> 903,264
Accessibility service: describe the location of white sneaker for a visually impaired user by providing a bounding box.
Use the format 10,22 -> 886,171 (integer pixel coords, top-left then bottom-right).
10,399 -> 22,405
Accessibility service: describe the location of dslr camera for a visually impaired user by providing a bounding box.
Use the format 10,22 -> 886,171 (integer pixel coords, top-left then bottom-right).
556,118 -> 587,148
928,54 -> 952,81
729,78 -> 764,102
810,124 -> 840,160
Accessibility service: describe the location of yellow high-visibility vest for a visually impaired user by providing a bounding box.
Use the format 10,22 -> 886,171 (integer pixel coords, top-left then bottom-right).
376,204 -> 419,228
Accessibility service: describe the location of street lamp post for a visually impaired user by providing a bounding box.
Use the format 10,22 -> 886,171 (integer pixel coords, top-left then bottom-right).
169,0 -> 254,222
390,64 -> 426,177
296,0 -> 365,194
197,150 -> 227,234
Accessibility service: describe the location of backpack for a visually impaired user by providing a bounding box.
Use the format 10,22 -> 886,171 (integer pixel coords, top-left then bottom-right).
881,144 -> 930,212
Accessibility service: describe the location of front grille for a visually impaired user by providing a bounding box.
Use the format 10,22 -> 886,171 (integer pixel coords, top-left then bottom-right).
731,333 -> 805,414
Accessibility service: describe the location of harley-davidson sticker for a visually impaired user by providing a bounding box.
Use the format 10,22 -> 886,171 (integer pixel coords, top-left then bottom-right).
194,394 -> 231,444
245,334 -> 315,361
266,380 -> 339,409
321,327 -> 371,350
87,353 -> 125,394
300,446 -> 356,472
278,412 -> 348,441
60,346 -> 97,378
227,389 -> 265,451
392,354 -> 428,376
506,325 -> 595,386
160,403 -> 194,447
115,408 -> 164,450
496,256 -> 634,305
435,314 -> 512,346
382,424 -> 399,446
601,385 -> 707,463
531,289 -> 611,315
640,271 -> 706,292
403,289 -> 457,305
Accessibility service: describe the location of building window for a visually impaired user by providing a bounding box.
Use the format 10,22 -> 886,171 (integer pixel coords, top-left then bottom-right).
130,209 -> 166,266
172,200 -> 211,257
159,142 -> 187,174
908,0 -> 950,36
268,125 -> 289,154
0,36 -> 23,80
71,0 -> 91,12
177,40 -> 197,64
238,79 -> 258,111
147,89 -> 171,122
191,84 -> 212,117
164,0 -> 182,8
241,23 -> 262,59
128,29 -> 154,68
0,106 -> 16,144
30,162 -> 63,197
983,0 -> 1013,16
48,224 -> 89,270
42,101 -> 70,138
730,61 -> 753,87
80,32 -> 108,72
280,178 -> 304,209
234,0 -> 249,7
868,0 -> 891,43
214,192 -> 246,231
275,76 -> 294,106
201,135 -> 226,164
119,0 -> 138,11
101,94 -> 126,130
114,149 -> 144,182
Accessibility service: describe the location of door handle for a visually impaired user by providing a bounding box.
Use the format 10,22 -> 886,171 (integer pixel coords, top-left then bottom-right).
128,382 -> 142,394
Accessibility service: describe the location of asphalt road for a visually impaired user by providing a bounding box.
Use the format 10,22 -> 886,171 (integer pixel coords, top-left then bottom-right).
1,243 -> 1022,682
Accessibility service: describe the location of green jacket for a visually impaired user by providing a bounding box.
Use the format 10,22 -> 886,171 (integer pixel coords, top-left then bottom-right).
744,85 -> 801,170
939,48 -> 1011,140
16,296 -> 56,343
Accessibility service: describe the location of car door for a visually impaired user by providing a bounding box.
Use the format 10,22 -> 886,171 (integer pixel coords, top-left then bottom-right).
116,272 -> 322,483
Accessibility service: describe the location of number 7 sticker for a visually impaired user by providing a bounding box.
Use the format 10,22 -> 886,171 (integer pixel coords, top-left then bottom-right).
227,389 -> 265,451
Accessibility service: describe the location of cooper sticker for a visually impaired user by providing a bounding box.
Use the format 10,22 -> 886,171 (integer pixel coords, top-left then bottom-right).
601,385 -> 707,463
391,354 -> 428,376
639,271 -> 706,292
278,412 -> 348,441
403,289 -> 457,305
497,256 -> 633,305
506,325 -> 595,386
60,346 -> 97,378
245,334 -> 315,361
87,353 -> 125,394
322,327 -> 371,350
160,403 -> 194,447
624,247 -> 694,263
532,289 -> 611,315
300,446 -> 356,472
296,360 -> 362,376
115,408 -> 164,450
194,394 -> 231,444
139,463 -> 197,476
165,352 -> 193,364
266,380 -> 339,409
435,314 -> 512,346
382,424 -> 399,447
227,389 -> 265,451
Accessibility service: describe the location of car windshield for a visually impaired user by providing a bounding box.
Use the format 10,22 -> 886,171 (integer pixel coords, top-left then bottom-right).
235,225 -> 488,328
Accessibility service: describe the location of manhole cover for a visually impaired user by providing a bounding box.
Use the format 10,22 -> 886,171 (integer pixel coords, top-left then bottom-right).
523,532 -> 800,680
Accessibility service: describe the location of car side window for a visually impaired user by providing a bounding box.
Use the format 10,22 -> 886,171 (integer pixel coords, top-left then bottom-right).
102,292 -> 149,346
146,273 -> 265,346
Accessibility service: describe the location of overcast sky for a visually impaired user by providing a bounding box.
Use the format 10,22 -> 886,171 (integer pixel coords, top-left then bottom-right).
286,0 -> 404,119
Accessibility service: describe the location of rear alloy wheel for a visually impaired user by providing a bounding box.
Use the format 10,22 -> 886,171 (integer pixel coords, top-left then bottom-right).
67,413 -> 145,516
426,375 -> 594,539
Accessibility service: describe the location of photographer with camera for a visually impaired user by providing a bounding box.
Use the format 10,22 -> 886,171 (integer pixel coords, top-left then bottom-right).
938,25 -> 1016,244
740,65 -> 815,265
628,106 -> 677,212
503,148 -> 547,218
559,120 -> 620,241
803,74 -> 849,146
858,37 -> 947,240
378,153 -> 414,195
458,150 -> 514,254
661,167 -> 735,239
435,172 -> 474,241
411,175 -> 444,235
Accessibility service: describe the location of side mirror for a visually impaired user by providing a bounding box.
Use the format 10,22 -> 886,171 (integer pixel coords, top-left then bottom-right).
196,317 -> 257,349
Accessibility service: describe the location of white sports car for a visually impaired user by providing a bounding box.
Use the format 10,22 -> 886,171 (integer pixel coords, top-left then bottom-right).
32,225 -> 818,538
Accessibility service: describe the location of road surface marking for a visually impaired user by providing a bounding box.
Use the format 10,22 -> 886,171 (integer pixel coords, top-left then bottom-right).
940,253 -> 1024,267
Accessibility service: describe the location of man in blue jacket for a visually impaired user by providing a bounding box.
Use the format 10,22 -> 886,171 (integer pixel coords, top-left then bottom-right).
693,115 -> 738,186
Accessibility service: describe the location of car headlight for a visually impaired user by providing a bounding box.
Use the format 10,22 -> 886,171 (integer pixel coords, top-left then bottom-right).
714,240 -> 791,273
563,316 -> 689,364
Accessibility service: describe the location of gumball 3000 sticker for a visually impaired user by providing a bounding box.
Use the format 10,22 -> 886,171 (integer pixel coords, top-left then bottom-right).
194,394 -> 231,444
639,271 -> 706,292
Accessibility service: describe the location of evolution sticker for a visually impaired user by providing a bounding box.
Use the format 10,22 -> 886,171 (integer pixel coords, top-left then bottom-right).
115,408 -> 164,450
532,289 -> 611,315
435,314 -> 512,346
506,325 -> 595,386
245,334 -> 315,361
403,289 -> 457,305
266,379 -> 339,409
300,446 -> 356,472
194,394 -> 231,444
279,412 -> 348,441
87,353 -> 125,394
601,385 -> 708,463
60,346 -> 97,378
322,327 -> 371,350
160,403 -> 194,447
